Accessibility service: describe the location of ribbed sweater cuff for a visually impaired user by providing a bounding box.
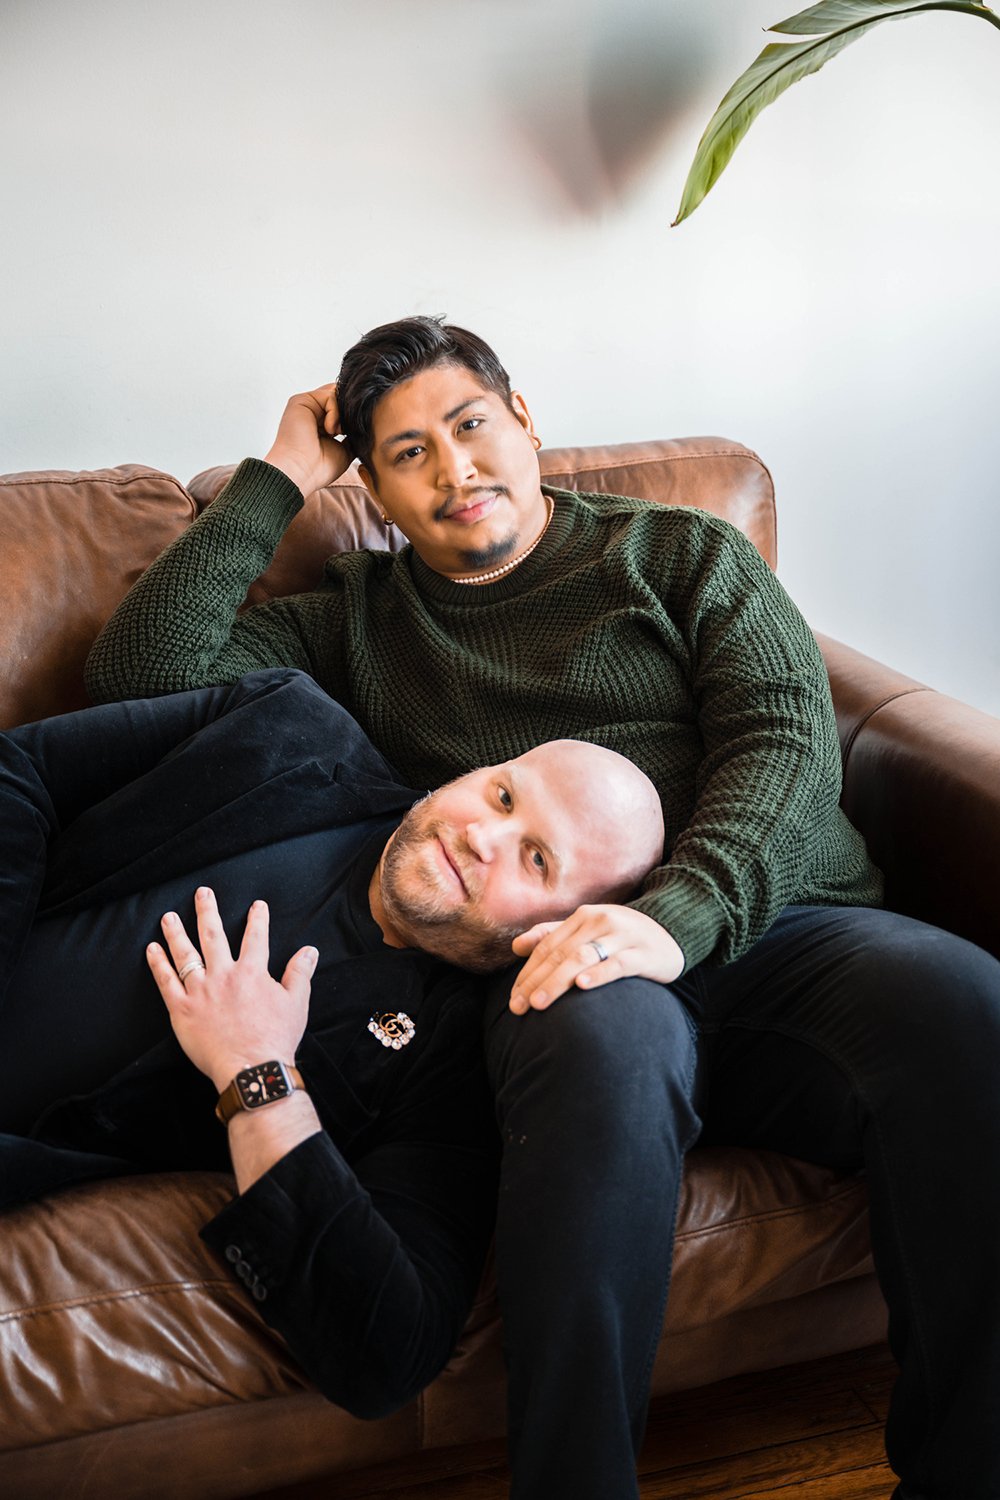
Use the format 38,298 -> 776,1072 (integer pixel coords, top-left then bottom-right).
221,457 -> 306,532
628,881 -> 726,976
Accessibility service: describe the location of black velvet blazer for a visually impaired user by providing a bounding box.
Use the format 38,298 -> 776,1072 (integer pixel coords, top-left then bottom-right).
0,669 -> 498,1415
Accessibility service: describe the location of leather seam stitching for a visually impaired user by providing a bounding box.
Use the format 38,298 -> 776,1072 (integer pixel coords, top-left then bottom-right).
840,686 -> 934,770
0,473 -> 188,494
0,1278 -> 238,1325
541,449 -> 768,475
676,1180 -> 867,1241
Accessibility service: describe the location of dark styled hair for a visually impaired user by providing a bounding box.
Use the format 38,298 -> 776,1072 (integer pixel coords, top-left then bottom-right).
337,315 -> 514,471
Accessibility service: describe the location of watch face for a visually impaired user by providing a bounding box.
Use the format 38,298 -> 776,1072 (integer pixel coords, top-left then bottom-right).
237,1061 -> 290,1110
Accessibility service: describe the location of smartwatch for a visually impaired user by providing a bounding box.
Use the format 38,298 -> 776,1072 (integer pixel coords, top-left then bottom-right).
215,1060 -> 305,1125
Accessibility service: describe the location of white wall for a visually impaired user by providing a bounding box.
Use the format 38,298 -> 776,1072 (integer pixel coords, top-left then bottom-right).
3,0 -> 998,714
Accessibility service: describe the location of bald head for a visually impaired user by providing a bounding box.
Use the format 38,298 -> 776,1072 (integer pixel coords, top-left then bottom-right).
372,738 -> 664,972
511,739 -> 664,904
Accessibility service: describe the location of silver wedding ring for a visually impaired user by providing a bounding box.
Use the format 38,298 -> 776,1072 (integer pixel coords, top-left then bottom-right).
177,957 -> 206,984
588,939 -> 610,964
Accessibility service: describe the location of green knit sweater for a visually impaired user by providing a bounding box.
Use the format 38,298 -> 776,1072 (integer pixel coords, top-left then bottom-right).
85,458 -> 883,971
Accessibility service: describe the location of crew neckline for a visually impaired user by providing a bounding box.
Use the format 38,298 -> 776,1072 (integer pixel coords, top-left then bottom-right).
409,486 -> 576,604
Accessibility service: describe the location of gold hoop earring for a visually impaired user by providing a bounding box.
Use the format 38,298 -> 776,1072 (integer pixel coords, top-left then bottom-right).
381,513 -> 394,527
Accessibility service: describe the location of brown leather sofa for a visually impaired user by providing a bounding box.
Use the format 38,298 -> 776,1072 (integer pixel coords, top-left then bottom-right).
2,438 -> 997,1499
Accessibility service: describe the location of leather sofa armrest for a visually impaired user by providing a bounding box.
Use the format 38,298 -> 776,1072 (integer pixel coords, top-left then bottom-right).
817,633 -> 1000,961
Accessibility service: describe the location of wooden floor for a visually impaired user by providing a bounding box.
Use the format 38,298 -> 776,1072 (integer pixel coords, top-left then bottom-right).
267,1343 -> 899,1499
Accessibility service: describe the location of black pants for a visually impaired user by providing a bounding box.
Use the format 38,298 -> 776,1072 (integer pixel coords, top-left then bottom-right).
485,904 -> 1000,1500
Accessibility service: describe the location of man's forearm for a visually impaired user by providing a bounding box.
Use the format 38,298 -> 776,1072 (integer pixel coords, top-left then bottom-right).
84,459 -> 306,702
225,1092 -> 323,1194
8,683 -> 251,827
1,686 -> 250,991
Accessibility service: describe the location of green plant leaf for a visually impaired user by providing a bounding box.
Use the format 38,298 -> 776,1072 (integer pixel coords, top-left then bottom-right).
673,0 -> 1000,225
771,0 -> 994,35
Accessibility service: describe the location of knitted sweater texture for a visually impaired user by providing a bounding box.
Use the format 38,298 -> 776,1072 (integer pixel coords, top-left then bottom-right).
86,458 -> 883,971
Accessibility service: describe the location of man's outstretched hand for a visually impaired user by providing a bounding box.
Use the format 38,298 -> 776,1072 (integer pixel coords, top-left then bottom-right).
264,382 -> 354,499
146,886 -> 318,1093
508,904 -> 684,1015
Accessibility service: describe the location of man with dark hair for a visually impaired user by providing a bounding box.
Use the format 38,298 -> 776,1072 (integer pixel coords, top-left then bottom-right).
1,666 -> 663,1418
337,316 -> 517,472
86,318 -> 1000,1500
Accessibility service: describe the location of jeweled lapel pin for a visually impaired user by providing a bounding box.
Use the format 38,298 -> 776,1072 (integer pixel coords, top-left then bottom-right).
368,1012 -> 415,1049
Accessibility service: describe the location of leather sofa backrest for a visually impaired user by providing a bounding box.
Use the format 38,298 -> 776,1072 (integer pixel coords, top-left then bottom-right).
1,438 -> 774,728
0,466 -> 195,728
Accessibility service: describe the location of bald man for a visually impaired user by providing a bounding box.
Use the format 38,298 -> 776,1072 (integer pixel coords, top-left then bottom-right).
0,666 -> 662,1418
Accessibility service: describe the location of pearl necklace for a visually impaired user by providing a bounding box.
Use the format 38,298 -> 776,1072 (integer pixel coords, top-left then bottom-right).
451,494 -> 555,586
